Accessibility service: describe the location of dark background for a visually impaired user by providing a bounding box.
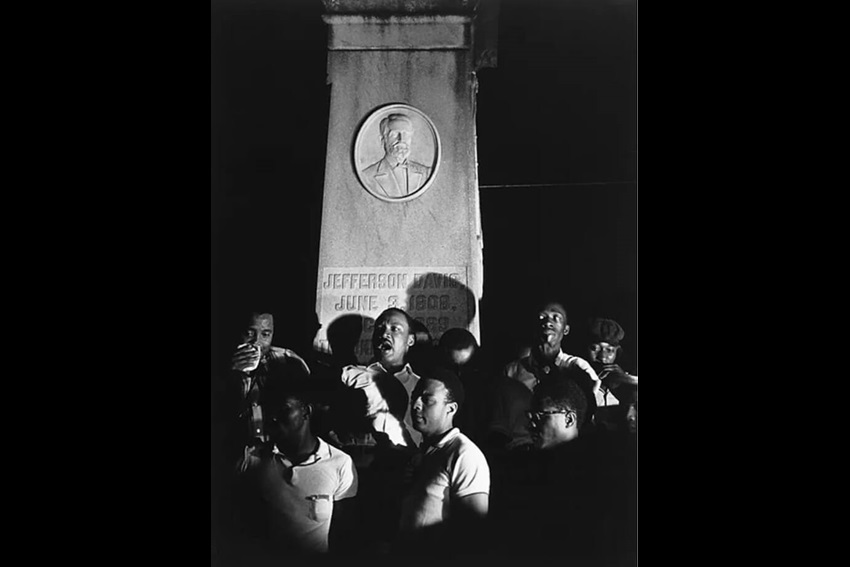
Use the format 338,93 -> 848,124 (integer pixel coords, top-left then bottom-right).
211,0 -> 637,372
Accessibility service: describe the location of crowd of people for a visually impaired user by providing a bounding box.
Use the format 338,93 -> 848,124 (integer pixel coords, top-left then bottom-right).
211,302 -> 637,565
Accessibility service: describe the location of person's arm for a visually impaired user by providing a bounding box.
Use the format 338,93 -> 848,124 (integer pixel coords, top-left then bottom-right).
235,443 -> 263,474
328,497 -> 356,554
456,492 -> 489,518
599,363 -> 638,387
450,492 -> 489,554
583,359 -> 602,394
449,444 -> 491,553
329,455 -> 359,554
271,346 -> 311,377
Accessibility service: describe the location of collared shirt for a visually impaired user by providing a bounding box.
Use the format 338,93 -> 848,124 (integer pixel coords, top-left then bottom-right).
238,437 -> 358,554
506,349 -> 600,394
493,349 -> 602,447
340,362 -> 422,447
597,384 -> 621,407
399,427 -> 490,532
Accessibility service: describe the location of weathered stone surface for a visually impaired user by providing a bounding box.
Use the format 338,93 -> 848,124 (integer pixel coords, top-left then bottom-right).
314,2 -> 485,360
322,0 -> 477,15
324,15 -> 471,50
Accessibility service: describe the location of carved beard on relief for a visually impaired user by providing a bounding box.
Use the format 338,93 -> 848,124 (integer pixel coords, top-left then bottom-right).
388,143 -> 410,162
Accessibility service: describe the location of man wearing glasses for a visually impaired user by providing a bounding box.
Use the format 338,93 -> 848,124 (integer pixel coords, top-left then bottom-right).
528,376 -> 588,450
526,374 -> 636,564
489,376 -> 601,559
487,301 -> 600,451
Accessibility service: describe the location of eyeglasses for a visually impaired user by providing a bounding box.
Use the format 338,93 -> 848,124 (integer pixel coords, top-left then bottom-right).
527,410 -> 573,422
589,344 -> 618,355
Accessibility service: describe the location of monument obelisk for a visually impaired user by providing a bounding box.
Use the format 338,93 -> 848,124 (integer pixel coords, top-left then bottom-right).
314,0 -> 494,362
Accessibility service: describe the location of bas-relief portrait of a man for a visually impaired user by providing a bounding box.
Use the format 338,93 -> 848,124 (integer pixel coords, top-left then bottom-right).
355,104 -> 440,202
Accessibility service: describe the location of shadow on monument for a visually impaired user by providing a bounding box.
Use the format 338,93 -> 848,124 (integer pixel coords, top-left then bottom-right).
404,272 -> 476,369
325,313 -> 371,367
316,272 -> 476,368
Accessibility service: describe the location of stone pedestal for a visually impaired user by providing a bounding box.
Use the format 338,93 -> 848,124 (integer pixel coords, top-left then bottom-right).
314,0 -> 490,362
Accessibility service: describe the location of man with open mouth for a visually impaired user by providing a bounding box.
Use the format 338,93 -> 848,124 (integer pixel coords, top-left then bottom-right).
339,307 -> 422,449
335,307 -> 424,553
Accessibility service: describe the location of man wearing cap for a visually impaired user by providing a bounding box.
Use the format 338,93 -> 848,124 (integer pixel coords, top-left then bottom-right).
586,317 -> 638,431
361,113 -> 432,198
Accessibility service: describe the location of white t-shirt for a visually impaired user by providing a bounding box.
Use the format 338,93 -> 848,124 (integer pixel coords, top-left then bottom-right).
399,427 -> 490,532
239,437 -> 358,553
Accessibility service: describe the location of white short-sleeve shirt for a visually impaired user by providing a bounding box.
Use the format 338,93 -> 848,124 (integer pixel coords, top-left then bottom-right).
399,427 -> 490,532
239,437 -> 358,553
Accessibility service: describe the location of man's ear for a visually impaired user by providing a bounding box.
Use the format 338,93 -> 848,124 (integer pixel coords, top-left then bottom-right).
407,335 -> 415,347
303,403 -> 313,419
564,410 -> 576,429
563,324 -> 571,336
446,401 -> 458,417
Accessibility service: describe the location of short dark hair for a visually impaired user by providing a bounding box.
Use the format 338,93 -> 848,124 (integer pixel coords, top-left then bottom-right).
375,307 -> 416,332
262,377 -> 314,419
533,376 -> 588,430
438,328 -> 478,352
327,314 -> 364,351
421,366 -> 465,409
225,306 -> 276,342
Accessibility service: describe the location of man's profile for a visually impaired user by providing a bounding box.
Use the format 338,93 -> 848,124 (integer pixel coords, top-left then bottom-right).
361,113 -> 432,199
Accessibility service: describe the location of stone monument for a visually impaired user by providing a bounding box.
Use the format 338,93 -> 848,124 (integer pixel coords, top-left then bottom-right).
314,0 -> 496,362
